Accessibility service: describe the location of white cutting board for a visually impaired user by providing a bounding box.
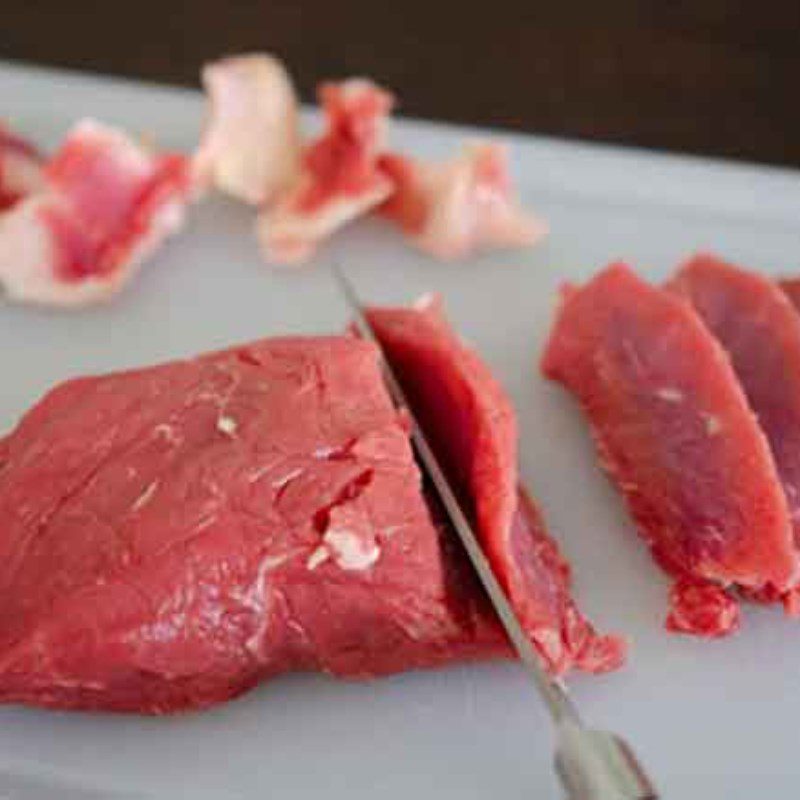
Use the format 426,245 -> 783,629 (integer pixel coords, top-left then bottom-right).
2,60 -> 800,800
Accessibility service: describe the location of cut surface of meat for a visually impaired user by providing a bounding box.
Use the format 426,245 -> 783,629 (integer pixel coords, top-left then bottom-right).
542,263 -> 797,636
377,143 -> 547,260
194,54 -> 301,204
0,123 -> 45,211
779,278 -> 800,313
257,79 -> 395,265
0,119 -> 192,307
669,254 -> 800,613
368,295 -> 625,673
0,335 -> 511,713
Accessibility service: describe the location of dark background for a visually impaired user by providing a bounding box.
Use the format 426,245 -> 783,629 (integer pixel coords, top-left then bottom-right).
5,1 -> 800,166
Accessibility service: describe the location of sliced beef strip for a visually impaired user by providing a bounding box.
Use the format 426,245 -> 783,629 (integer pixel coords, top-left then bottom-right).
669,254 -> 800,613
542,262 -> 798,636
368,295 -> 625,673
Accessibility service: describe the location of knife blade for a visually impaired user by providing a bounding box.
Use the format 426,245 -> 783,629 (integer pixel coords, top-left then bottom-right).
332,264 -> 659,799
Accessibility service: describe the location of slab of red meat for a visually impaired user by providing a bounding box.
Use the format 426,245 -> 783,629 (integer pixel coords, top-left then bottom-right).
0,119 -> 192,307
669,254 -> 800,613
0,336 -> 517,713
542,263 -> 798,636
368,295 -> 625,673
0,123 -> 45,211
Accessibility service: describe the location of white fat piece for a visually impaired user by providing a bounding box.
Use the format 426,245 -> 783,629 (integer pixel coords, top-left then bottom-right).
655,387 -> 684,403
217,415 -> 238,437
323,528 -> 381,571
306,528 -> 381,572
195,54 -> 302,204
0,119 -> 190,308
401,142 -> 547,260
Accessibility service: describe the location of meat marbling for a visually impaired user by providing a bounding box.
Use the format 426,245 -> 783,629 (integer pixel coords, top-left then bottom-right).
542,263 -> 798,636
0,307 -> 620,714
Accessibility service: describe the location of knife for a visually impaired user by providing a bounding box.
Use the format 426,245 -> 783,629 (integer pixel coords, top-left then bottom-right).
332,264 -> 659,800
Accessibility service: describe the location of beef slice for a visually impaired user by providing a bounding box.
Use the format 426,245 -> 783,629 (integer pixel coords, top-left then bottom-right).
368,295 -> 625,673
669,254 -> 800,613
542,262 -> 798,636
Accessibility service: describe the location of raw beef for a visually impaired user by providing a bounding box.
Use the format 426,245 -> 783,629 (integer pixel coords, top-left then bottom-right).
0,119 -> 192,307
542,263 -> 798,636
0,319 -> 621,713
257,79 -> 395,264
377,143 -> 547,260
0,336 -> 504,713
779,278 -> 800,313
368,295 -> 624,673
194,54 -> 301,204
669,254 -> 800,613
0,124 -> 45,211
